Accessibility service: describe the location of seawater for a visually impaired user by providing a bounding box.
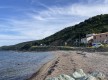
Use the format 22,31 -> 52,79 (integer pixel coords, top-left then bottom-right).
0,51 -> 54,80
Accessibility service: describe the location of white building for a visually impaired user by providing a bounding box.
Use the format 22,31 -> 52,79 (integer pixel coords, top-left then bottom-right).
81,32 -> 108,44
81,34 -> 95,43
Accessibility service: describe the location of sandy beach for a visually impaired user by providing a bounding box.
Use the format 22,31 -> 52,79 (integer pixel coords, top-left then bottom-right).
28,51 -> 108,80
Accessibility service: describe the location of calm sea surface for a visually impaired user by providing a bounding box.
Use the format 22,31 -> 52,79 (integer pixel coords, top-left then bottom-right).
0,51 -> 54,80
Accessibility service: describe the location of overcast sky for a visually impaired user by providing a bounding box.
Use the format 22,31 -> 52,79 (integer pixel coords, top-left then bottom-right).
0,0 -> 108,46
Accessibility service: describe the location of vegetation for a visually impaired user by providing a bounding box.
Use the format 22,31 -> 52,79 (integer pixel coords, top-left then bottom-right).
0,14 -> 108,51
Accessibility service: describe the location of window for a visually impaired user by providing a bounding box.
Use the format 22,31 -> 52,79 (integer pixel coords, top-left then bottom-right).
94,36 -> 96,39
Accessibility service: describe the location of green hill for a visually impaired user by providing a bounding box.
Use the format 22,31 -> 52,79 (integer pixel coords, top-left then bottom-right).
1,14 -> 108,51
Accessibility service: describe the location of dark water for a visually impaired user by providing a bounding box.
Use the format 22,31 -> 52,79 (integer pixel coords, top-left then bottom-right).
0,51 -> 54,80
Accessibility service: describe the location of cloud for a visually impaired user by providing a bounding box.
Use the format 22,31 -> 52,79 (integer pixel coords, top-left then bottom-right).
1,0 -> 108,46
27,0 -> 108,24
34,1 -> 108,18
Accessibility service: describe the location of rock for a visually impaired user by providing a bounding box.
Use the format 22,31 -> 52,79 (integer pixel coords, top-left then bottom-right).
46,69 -> 106,80
76,76 -> 88,80
72,69 -> 86,79
91,72 -> 106,80
46,77 -> 59,80
96,72 -> 106,80
86,75 -> 97,80
58,74 -> 75,80
46,74 -> 75,80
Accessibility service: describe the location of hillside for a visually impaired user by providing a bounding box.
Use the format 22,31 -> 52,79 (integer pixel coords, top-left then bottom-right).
1,14 -> 108,51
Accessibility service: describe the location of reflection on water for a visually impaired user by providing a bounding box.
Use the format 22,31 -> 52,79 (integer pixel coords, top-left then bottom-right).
0,51 -> 54,80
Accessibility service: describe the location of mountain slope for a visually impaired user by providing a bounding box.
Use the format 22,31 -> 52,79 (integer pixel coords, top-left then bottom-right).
1,14 -> 108,50
39,14 -> 108,46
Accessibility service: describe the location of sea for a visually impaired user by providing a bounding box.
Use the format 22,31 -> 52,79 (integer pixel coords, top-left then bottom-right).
0,51 -> 54,80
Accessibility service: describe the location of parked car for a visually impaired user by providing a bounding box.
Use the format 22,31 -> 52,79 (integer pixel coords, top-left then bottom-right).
92,43 -> 104,48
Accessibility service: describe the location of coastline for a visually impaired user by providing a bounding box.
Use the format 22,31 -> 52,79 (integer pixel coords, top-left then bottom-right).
27,51 -> 108,80
27,51 -> 60,80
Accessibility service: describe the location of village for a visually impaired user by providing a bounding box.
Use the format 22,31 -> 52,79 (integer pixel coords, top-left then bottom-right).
81,32 -> 108,48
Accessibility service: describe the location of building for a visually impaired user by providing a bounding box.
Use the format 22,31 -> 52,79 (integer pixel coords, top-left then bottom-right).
81,33 -> 95,43
81,32 -> 108,44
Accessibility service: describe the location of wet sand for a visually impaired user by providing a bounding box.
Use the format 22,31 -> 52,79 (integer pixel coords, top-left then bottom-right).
28,51 -> 108,80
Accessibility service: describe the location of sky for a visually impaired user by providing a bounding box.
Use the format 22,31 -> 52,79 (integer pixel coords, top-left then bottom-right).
0,0 -> 108,46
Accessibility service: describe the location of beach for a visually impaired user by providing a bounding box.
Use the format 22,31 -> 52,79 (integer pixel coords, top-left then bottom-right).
28,51 -> 108,80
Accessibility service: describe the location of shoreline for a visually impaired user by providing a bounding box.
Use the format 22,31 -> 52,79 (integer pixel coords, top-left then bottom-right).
27,51 -> 60,80
27,51 -> 108,80
27,58 -> 58,80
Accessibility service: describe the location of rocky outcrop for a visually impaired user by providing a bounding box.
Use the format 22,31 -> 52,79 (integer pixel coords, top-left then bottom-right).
46,69 -> 106,80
